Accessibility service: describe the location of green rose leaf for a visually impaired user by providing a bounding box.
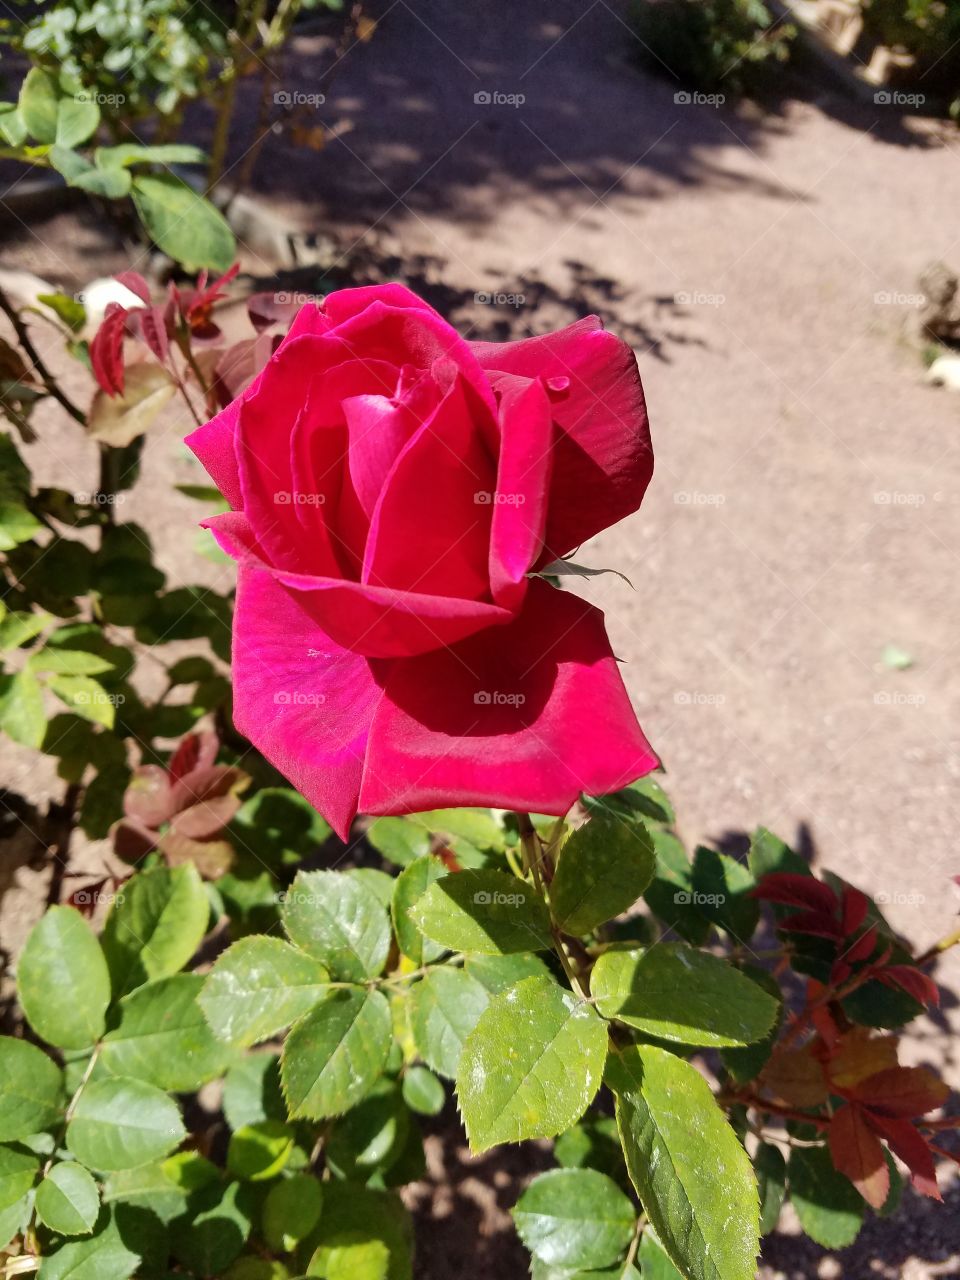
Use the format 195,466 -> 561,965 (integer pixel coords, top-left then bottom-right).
17,906 -> 111,1049
392,856 -> 446,965
401,1065 -> 445,1116
788,1146 -> 864,1248
642,829 -> 711,945
18,68 -> 59,143
283,870 -> 391,982
281,988 -> 392,1119
464,952 -> 551,994
37,1205 -> 162,1280
0,1143 -> 39,1212
36,1162 -> 100,1235
411,869 -> 552,955
200,936 -> 329,1048
550,815 -> 655,935
222,1054 -> 286,1131
512,1168 -> 635,1270
0,501 -> 42,551
101,863 -> 209,996
366,816 -> 430,867
49,674 -> 116,728
609,1044 -> 760,1280
226,1120 -> 294,1181
170,1180 -> 255,1274
755,1142 -> 786,1235
0,1037 -> 63,1139
300,1181 -> 413,1280
131,174 -> 235,272
637,1226 -> 684,1278
100,973 -> 232,1091
409,967 -> 490,1079
456,976 -> 607,1152
0,669 -> 47,748
691,846 -> 759,940
56,94 -> 100,148
67,1077 -> 185,1171
590,944 -> 779,1047
262,1172 -> 322,1252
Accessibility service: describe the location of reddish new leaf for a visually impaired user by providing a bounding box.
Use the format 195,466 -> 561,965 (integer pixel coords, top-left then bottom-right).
827,1027 -> 899,1089
851,1067 -> 949,1118
90,302 -> 128,396
878,966 -> 940,1008
841,887 -> 870,936
115,271 -> 151,304
869,1114 -> 941,1200
751,872 -> 838,914
122,764 -> 174,828
778,908 -> 843,939
829,1104 -> 890,1210
761,1045 -> 829,1108
843,925 -> 879,966
168,731 -> 218,786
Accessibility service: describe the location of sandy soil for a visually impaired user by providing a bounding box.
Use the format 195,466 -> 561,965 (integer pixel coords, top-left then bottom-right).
1,1 -> 959,1275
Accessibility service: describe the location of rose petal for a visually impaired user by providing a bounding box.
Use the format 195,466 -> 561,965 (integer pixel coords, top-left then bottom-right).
361,374 -> 495,601
206,512 -> 513,659
185,303 -> 330,511
230,560 -> 383,839
471,317 -> 653,559
487,373 -> 553,610
359,579 -> 658,814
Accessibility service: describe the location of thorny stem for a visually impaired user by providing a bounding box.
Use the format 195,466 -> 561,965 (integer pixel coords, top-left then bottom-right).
516,812 -> 588,999
0,285 -> 86,425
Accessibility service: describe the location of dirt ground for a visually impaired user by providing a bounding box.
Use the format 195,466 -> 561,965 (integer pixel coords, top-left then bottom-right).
1,1 -> 959,1275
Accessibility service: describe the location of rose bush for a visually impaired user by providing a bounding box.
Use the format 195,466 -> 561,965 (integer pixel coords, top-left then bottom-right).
186,283 -> 659,837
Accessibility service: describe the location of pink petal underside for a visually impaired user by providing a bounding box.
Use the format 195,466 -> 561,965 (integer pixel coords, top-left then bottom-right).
359,579 -> 658,815
361,375 -> 496,601
185,302 -> 332,510
230,559 -> 383,839
204,511 -> 513,660
487,373 -> 553,610
471,317 -> 653,560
